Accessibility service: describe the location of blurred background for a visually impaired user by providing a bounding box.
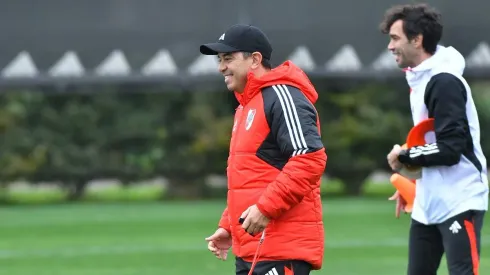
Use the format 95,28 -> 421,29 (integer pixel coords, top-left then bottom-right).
0,0 -> 489,274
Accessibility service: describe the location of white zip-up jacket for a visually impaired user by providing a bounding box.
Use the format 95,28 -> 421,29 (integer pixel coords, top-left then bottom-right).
398,45 -> 489,225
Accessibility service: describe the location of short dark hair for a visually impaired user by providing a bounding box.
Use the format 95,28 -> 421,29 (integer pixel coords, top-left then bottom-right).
379,3 -> 443,54
242,52 -> 272,69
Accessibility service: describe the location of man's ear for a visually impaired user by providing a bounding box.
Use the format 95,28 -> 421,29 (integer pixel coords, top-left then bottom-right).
250,52 -> 263,69
412,34 -> 423,49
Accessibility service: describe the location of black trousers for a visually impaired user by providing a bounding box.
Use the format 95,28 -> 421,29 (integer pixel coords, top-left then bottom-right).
408,210 -> 485,275
236,257 -> 312,275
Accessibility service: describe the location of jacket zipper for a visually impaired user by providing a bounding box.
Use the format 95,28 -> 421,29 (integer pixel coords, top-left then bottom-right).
229,106 -> 246,254
231,106 -> 245,154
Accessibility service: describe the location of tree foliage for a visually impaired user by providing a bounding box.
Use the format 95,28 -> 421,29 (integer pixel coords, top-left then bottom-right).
0,80 -> 488,199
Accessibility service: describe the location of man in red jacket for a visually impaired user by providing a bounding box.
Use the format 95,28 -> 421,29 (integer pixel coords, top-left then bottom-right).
200,24 -> 327,275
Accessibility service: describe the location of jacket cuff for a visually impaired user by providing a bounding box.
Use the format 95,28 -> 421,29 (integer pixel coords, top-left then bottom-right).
397,149 -> 411,164
256,200 -> 275,220
218,226 -> 231,234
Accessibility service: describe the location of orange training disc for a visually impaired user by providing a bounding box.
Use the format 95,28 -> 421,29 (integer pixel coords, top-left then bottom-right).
406,118 -> 434,148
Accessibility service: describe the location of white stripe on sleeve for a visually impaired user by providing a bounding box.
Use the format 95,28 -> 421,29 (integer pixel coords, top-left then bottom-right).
409,143 -> 440,158
273,85 -> 309,156
272,85 -> 298,154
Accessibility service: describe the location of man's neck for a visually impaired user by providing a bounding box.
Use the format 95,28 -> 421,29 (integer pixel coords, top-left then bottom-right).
236,67 -> 272,93
253,67 -> 270,78
412,51 -> 433,68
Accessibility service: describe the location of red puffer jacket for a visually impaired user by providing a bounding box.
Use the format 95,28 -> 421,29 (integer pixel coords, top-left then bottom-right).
218,61 -> 327,270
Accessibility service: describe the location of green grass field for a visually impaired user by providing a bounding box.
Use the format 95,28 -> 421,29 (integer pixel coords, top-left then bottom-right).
1,198 -> 489,275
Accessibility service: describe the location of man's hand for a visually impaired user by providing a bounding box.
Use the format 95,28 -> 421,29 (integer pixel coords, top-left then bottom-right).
389,190 -> 407,218
387,144 -> 403,172
240,204 -> 270,236
205,228 -> 232,260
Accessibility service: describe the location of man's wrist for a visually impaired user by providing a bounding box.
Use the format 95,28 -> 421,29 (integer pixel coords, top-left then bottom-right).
218,226 -> 231,234
256,202 -> 273,220
397,149 -> 411,164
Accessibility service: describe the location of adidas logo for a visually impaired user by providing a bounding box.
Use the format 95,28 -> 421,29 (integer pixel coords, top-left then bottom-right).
265,267 -> 279,275
449,221 -> 462,234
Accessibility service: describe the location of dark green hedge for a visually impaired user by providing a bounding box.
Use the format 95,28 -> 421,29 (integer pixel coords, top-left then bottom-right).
0,81 -> 489,199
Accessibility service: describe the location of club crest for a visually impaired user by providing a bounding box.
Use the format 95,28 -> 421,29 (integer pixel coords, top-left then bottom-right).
245,109 -> 256,131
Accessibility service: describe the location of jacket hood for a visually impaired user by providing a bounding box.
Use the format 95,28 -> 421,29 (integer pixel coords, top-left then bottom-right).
406,45 -> 466,86
235,60 -> 318,106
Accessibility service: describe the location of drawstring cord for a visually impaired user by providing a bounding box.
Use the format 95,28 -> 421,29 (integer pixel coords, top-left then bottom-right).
248,229 -> 266,275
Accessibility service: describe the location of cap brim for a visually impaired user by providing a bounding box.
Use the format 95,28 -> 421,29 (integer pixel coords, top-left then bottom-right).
200,42 -> 239,55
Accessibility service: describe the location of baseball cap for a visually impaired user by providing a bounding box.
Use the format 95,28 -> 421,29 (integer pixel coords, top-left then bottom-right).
200,24 -> 273,60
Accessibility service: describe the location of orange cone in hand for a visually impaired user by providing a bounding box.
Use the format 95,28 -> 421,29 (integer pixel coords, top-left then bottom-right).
390,118 -> 435,213
390,173 -> 415,213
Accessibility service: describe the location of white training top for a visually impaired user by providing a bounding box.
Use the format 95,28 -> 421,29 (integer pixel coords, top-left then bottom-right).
402,45 -> 488,225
